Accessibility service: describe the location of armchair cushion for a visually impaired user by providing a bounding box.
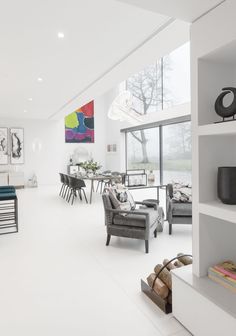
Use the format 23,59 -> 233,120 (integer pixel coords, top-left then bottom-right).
171,202 -> 192,217
113,208 -> 157,228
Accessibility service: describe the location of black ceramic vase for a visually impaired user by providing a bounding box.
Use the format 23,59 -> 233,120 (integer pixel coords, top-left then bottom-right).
217,167 -> 236,204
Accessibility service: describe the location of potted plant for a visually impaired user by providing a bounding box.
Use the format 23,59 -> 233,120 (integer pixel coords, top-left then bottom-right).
79,159 -> 102,176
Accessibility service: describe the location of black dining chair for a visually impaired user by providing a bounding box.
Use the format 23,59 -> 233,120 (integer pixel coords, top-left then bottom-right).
111,171 -> 122,184
96,170 -> 112,194
68,176 -> 88,205
59,173 -> 66,197
63,174 -> 71,200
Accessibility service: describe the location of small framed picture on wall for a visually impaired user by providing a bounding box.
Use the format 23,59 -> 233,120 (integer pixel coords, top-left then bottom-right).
10,128 -> 24,164
0,127 -> 8,165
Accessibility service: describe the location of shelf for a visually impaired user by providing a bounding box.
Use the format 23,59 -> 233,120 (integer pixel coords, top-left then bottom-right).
198,121 -> 236,136
172,265 -> 236,319
199,200 -> 236,224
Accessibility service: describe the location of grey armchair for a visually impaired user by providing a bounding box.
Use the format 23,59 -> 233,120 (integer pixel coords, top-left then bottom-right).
166,184 -> 192,235
102,194 -> 158,253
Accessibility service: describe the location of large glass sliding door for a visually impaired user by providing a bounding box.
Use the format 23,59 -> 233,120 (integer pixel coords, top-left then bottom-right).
126,127 -> 160,185
162,122 -> 191,184
126,121 -> 191,185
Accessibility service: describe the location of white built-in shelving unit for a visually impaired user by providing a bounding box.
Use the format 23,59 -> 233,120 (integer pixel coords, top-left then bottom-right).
172,1 -> 236,334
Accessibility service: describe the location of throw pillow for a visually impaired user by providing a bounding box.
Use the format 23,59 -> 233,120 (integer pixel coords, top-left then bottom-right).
115,189 -> 128,203
126,190 -> 136,210
172,182 -> 192,203
108,190 -> 120,209
115,185 -> 136,210
107,187 -> 132,214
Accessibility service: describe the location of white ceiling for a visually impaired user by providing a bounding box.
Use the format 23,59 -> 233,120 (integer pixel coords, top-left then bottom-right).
0,0 -> 170,120
116,0 -> 225,22
0,0 -> 225,121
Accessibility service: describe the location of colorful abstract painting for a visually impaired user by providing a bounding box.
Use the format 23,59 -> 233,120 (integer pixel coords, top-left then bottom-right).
65,101 -> 94,143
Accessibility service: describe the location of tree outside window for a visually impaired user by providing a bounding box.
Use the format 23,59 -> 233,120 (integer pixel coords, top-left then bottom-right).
126,42 -> 190,167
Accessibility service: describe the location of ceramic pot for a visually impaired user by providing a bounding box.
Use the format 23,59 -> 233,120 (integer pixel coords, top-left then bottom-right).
217,167 -> 236,204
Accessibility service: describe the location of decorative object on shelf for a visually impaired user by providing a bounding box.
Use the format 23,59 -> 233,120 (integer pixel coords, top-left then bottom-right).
141,253 -> 192,314
125,169 -> 147,187
147,170 -> 155,186
65,101 -> 94,143
0,127 -> 8,165
215,87 -> 236,122
79,159 -> 102,176
217,166 -> 236,204
10,128 -> 24,164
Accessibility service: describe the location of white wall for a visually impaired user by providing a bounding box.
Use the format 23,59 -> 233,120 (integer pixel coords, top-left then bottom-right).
0,95 -> 107,186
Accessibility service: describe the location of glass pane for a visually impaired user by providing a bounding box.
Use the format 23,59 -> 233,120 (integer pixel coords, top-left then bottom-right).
163,42 -> 190,109
126,60 -> 162,115
163,122 -> 191,185
126,127 -> 160,184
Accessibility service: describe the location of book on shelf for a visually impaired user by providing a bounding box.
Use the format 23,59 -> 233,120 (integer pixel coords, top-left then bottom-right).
208,261 -> 236,293
214,261 -> 236,281
208,274 -> 236,293
208,267 -> 236,287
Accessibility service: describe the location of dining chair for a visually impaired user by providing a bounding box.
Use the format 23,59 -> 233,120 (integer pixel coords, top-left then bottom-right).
63,174 -> 71,200
68,176 -> 88,205
59,173 -> 66,197
111,171 -> 122,184
96,170 -> 112,194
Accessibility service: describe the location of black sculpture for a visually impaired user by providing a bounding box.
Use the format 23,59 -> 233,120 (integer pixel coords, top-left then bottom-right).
215,87 -> 236,122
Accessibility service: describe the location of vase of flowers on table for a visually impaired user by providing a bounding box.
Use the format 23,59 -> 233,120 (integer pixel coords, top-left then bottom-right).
79,159 -> 102,177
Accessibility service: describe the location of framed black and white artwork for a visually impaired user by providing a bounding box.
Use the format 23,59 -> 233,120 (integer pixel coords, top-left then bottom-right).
10,128 -> 24,164
0,127 -> 8,165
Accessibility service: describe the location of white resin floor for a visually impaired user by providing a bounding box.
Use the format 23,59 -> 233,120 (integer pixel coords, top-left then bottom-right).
0,186 -> 192,336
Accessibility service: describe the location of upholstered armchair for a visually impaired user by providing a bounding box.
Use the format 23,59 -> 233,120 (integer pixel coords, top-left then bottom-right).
102,194 -> 158,253
166,183 -> 192,235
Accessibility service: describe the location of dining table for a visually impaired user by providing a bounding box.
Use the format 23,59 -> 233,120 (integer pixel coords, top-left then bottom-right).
74,174 -> 119,204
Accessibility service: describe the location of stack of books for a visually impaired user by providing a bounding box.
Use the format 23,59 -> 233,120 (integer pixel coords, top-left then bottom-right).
208,261 -> 236,293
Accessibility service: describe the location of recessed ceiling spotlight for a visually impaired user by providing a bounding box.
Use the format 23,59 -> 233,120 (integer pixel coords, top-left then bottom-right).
57,32 -> 65,39
37,77 -> 43,82
28,97 -> 33,101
